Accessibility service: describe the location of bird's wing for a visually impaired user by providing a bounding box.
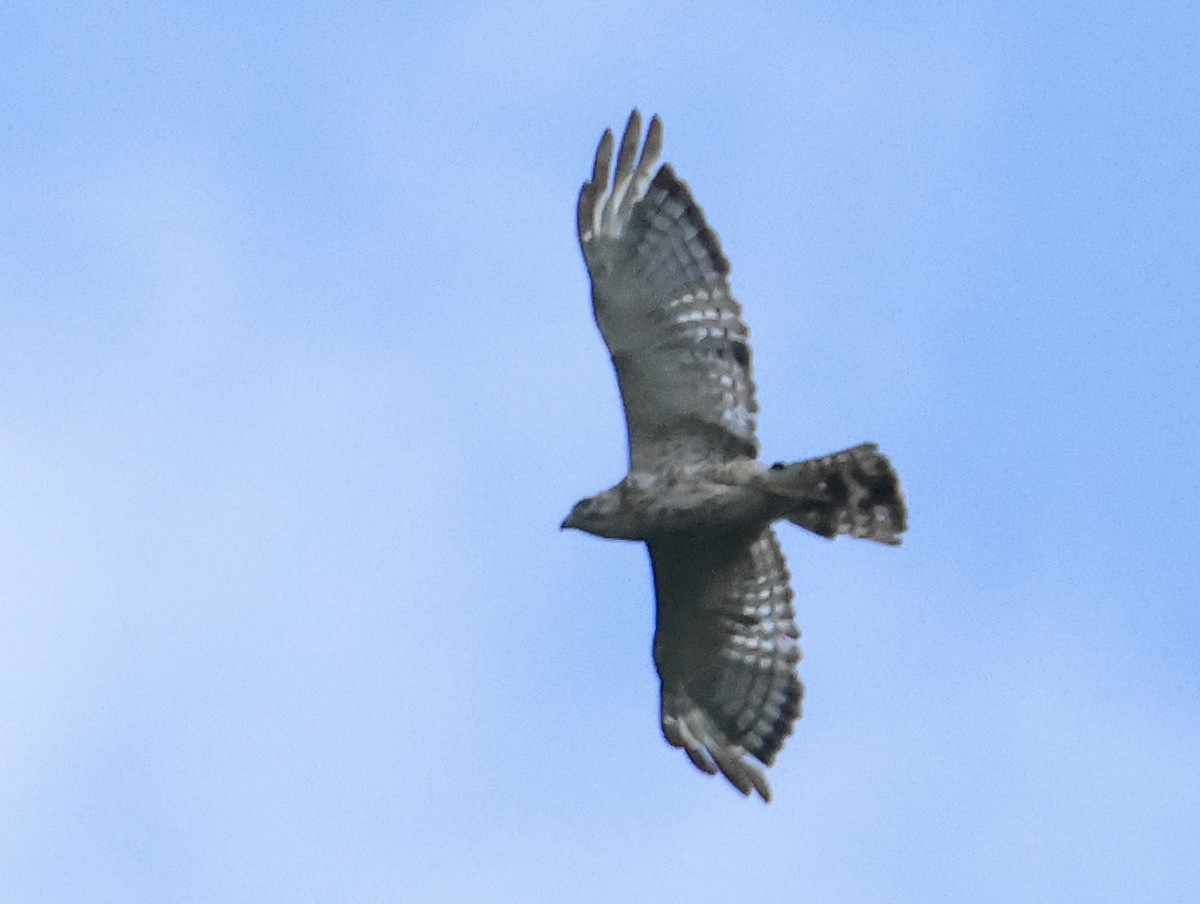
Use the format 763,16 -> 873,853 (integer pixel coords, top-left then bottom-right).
648,528 -> 803,801
578,110 -> 759,472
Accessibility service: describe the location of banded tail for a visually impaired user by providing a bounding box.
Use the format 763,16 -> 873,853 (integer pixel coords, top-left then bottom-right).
765,443 -> 907,545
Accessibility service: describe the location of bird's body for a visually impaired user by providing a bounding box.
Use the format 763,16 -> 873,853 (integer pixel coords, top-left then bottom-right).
563,111 -> 907,801
565,459 -> 769,540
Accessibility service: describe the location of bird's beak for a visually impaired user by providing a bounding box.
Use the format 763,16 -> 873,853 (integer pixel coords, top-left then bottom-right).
560,513 -> 576,531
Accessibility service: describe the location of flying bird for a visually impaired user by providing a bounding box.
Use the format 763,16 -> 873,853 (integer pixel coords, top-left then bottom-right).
563,110 -> 907,801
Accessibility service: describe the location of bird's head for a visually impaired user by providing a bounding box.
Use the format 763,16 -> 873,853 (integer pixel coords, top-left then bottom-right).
560,488 -> 625,538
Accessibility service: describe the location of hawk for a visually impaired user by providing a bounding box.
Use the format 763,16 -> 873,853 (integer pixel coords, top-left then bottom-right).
562,110 -> 907,801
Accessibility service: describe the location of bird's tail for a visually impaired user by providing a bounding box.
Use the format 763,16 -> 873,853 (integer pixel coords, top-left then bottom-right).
763,444 -> 907,545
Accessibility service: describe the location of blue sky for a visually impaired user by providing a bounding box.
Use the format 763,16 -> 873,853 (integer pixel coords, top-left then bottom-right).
2,3 -> 1198,901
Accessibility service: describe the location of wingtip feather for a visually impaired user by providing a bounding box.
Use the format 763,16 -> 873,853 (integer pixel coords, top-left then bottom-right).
579,109 -> 668,246
593,127 -> 614,184
578,127 -> 615,244
613,109 -> 642,192
662,701 -> 776,802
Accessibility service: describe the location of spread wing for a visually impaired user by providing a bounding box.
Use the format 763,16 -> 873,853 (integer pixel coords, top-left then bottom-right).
578,110 -> 759,471
649,528 -> 803,801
